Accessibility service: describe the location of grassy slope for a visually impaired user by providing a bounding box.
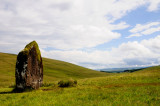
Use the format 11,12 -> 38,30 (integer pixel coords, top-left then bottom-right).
0,52 -> 109,87
0,52 -> 160,105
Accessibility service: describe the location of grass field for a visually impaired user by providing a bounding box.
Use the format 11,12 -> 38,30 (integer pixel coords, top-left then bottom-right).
0,52 -> 160,105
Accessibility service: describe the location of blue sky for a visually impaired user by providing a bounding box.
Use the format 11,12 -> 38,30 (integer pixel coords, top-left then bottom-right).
96,6 -> 160,51
0,0 -> 160,69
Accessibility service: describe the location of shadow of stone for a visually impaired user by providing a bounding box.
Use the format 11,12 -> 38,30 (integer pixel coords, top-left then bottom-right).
0,91 -> 16,94
0,89 -> 20,94
0,87 -> 34,94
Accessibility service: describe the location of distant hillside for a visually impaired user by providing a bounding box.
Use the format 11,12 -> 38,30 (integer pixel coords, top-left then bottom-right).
99,67 -> 147,73
0,52 -> 109,87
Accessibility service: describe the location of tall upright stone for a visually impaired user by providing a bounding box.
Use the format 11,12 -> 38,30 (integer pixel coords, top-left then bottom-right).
15,41 -> 43,90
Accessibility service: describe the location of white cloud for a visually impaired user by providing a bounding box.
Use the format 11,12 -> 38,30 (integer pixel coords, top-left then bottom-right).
141,26 -> 160,35
141,35 -> 160,53
109,22 -> 130,30
147,0 -> 160,11
126,33 -> 141,38
129,22 -> 160,33
128,21 -> 160,38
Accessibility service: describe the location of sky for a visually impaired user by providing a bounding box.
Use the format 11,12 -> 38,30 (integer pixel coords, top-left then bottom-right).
0,0 -> 160,69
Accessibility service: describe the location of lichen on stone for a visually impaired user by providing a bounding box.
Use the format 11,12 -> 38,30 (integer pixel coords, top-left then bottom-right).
21,40 -> 41,63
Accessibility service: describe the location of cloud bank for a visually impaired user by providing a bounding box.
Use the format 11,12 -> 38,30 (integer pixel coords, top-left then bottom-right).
41,35 -> 160,69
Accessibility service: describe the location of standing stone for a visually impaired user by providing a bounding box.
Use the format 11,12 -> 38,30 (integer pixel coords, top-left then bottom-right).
15,41 -> 43,90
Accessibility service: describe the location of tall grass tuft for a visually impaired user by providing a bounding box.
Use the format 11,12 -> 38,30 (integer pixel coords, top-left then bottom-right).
42,82 -> 55,87
58,79 -> 77,87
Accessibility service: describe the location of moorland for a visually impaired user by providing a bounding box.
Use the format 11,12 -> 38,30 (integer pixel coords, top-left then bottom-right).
0,52 -> 160,105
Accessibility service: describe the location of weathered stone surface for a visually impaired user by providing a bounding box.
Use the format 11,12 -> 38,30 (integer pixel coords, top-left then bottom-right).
15,41 -> 43,90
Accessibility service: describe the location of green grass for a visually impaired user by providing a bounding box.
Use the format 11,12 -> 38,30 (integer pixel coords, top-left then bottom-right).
0,52 -> 160,105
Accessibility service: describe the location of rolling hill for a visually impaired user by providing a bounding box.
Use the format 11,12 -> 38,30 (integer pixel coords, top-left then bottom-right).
0,52 -> 109,87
